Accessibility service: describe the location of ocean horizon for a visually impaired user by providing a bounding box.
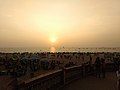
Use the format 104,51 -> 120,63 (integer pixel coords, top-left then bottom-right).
0,47 -> 120,53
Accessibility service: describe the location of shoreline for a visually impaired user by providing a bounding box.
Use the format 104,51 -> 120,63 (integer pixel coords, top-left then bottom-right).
0,47 -> 119,53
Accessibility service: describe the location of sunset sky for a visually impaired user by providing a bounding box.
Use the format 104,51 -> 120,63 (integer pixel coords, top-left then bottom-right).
0,0 -> 120,48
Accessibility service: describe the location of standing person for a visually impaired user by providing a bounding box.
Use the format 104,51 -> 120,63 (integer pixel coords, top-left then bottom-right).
95,57 -> 101,78
89,55 -> 93,74
101,58 -> 106,78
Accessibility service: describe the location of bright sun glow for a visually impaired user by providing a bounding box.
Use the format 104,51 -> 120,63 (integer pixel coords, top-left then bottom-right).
0,0 -> 119,48
50,35 -> 57,43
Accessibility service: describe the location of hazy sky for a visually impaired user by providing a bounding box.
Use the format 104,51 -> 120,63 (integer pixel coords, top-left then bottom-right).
0,0 -> 120,48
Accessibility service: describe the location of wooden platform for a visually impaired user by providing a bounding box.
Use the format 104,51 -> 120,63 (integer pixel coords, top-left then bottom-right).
62,72 -> 117,90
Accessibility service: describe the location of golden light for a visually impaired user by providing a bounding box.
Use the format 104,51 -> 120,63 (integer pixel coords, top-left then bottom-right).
50,35 -> 57,43
50,47 -> 56,53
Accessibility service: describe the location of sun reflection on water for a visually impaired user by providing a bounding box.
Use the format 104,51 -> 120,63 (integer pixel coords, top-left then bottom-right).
50,47 -> 56,53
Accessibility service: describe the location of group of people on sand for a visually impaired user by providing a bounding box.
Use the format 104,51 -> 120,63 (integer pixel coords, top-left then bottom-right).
0,52 -> 120,79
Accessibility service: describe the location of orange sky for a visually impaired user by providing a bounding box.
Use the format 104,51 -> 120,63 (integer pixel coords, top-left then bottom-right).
0,0 -> 120,48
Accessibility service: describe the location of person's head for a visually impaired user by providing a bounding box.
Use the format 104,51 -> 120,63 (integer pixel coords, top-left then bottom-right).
101,58 -> 105,63
96,57 -> 100,61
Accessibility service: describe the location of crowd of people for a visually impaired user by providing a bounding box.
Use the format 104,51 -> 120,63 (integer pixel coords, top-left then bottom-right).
0,52 -> 120,78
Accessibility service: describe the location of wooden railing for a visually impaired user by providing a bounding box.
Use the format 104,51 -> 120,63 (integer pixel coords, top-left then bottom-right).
18,69 -> 63,90
18,62 -> 115,90
64,65 -> 83,84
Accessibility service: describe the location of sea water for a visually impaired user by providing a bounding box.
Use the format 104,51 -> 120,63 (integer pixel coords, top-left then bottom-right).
0,47 -> 120,53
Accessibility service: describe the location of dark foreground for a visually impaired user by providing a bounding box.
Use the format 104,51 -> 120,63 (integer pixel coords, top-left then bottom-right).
62,72 -> 117,90
0,52 -> 119,90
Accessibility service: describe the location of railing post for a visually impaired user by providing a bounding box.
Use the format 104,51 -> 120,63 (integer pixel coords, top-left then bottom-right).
62,67 -> 66,85
82,64 -> 85,78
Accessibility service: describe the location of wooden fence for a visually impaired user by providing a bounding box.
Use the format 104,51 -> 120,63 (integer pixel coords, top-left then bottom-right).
17,62 -> 115,90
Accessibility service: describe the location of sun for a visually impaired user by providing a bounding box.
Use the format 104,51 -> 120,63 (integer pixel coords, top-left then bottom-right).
50,35 -> 57,43
50,38 -> 56,43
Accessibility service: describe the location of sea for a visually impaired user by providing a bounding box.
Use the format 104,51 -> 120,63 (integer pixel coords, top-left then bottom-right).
0,47 -> 120,53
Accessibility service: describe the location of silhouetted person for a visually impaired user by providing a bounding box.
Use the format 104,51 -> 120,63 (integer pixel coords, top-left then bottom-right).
101,58 -> 106,78
95,57 -> 101,78
88,55 -> 93,74
51,60 -> 55,69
